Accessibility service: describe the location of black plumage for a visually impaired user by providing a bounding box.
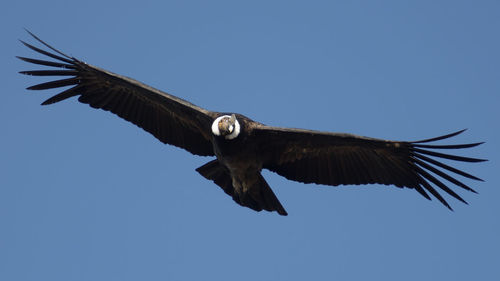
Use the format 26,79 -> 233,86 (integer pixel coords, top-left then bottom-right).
19,31 -> 486,216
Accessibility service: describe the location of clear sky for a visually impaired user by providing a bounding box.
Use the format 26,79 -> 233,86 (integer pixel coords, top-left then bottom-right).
1,1 -> 499,280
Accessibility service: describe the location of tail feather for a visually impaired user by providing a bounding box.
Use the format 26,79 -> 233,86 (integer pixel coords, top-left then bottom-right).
196,160 -> 288,216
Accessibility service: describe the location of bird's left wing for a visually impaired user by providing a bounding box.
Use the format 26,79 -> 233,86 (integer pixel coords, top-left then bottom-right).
18,31 -> 217,156
252,125 -> 486,209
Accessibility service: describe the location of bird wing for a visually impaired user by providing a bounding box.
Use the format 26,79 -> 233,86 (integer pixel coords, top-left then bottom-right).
18,31 -> 217,156
252,125 -> 486,209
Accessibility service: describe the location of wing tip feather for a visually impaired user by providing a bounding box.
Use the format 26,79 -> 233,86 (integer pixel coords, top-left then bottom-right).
412,129 -> 467,144
22,28 -> 72,59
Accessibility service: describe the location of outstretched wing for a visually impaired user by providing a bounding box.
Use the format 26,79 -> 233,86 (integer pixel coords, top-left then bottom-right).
253,126 -> 486,210
18,31 -> 217,156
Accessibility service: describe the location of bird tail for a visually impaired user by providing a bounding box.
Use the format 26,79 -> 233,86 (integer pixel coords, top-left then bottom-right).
196,160 -> 288,216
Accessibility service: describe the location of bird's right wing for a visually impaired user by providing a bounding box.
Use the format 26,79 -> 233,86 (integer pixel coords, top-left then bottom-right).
19,31 -> 217,156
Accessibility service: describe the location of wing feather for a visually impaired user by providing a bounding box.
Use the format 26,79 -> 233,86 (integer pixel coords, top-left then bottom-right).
252,125 -> 485,209
17,56 -> 76,69
19,31 -> 216,156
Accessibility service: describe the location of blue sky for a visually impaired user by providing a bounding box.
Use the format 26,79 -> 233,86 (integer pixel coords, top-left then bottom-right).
1,1 -> 499,280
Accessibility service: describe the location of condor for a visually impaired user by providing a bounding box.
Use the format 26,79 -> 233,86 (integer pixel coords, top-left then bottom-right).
18,31 -> 486,216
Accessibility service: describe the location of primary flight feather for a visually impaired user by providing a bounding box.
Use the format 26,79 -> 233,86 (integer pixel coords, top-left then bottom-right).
19,31 -> 486,216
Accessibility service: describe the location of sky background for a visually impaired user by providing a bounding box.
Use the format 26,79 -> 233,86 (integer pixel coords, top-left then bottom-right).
1,1 -> 499,280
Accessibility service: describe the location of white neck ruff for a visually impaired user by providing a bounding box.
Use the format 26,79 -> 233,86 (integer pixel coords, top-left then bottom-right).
211,115 -> 241,140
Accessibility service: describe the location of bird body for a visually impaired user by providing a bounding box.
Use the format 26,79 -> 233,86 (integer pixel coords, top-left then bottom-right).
19,31 -> 486,216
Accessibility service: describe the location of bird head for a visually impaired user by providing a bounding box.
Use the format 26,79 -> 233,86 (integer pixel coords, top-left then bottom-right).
218,114 -> 236,135
211,114 -> 240,139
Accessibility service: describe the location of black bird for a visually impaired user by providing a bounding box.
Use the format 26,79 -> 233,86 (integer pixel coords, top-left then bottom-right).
18,31 -> 486,216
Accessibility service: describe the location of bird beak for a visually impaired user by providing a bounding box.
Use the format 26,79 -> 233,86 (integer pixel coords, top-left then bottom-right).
228,114 -> 236,132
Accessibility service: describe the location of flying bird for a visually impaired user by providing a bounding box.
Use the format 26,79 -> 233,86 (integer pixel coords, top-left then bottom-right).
18,31 -> 486,216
